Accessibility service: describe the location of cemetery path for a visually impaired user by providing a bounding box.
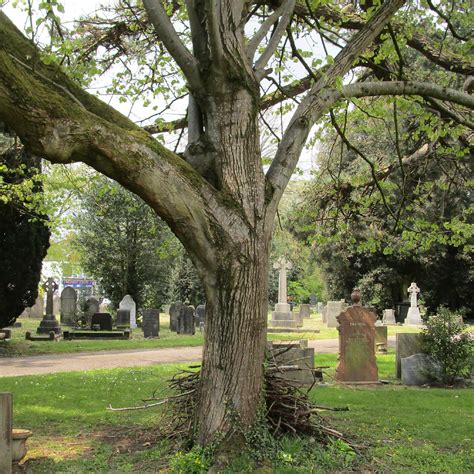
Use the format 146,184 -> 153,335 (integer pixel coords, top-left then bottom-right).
0,337 -> 396,377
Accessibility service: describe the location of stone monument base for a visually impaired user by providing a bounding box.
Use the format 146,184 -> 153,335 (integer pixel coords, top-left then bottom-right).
405,307 -> 423,325
37,317 -> 61,335
269,318 -> 299,329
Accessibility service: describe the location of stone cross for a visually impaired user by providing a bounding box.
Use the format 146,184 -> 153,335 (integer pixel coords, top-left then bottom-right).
42,278 -> 58,318
273,257 -> 292,305
408,282 -> 420,308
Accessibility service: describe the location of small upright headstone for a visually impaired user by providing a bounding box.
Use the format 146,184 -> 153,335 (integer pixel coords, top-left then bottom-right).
60,286 -> 77,325
37,278 -> 62,335
0,392 -> 12,474
119,295 -> 137,329
195,304 -> 206,327
316,302 -> 324,314
116,309 -> 131,328
309,294 -> 317,306
326,301 -> 345,328
396,333 -> 422,378
169,301 -> 183,332
401,353 -> 440,386
143,309 -> 160,338
382,309 -> 396,325
405,282 -> 423,325
84,297 -> 100,323
335,290 -> 378,383
321,305 -> 327,323
299,304 -> 311,319
178,305 -> 195,335
91,313 -> 113,331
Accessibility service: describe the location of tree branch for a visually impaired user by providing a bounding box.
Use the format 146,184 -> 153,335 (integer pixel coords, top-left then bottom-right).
142,0 -> 203,92
0,11 -> 250,277
266,0 -> 407,209
253,0 -> 296,79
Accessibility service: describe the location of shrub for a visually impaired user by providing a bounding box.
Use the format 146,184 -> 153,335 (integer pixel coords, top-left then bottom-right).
421,307 -> 473,385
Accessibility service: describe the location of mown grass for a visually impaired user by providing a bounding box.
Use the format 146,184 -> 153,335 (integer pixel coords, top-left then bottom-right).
2,312 -> 424,357
0,352 -> 472,472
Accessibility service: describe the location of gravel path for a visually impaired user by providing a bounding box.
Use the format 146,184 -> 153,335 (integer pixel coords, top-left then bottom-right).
0,337 -> 396,377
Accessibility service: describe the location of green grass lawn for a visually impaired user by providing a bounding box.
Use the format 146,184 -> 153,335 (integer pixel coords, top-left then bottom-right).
2,312 -> 425,358
1,352 -> 472,472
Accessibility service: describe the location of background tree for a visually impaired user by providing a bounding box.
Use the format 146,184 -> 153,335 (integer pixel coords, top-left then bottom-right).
0,128 -> 50,328
0,0 -> 473,451
288,90 -> 473,315
74,174 -> 179,311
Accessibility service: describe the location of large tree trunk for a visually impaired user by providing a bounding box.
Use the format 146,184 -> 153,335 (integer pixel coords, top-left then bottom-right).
197,233 -> 271,444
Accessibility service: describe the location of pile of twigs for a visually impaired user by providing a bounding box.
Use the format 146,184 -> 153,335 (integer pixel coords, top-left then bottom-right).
162,358 -> 349,444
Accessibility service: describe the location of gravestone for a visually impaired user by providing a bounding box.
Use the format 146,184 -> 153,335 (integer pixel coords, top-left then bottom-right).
37,278 -> 62,335
169,301 -> 183,332
91,313 -> 113,331
30,294 -> 44,318
335,290 -> 378,383
316,302 -> 324,314
326,301 -> 345,328
309,294 -> 317,306
299,304 -> 311,319
195,304 -> 206,327
270,257 -> 297,328
60,286 -> 77,325
321,305 -> 327,323
401,353 -> 440,386
268,341 -> 315,386
119,295 -> 137,328
178,305 -> 195,335
116,309 -> 131,328
142,308 -> 160,338
396,333 -> 422,378
405,282 -> 423,325
382,309 -> 396,325
84,297 -> 100,323
375,326 -> 388,353
0,392 -> 12,474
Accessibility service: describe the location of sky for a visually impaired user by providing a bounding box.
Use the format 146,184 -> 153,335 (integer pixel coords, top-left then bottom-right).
1,0 -> 321,176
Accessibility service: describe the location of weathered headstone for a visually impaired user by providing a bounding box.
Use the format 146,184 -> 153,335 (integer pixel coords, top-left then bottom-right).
396,333 -> 422,378
0,392 -> 12,474
405,282 -> 423,325
382,309 -> 396,325
143,308 -> 160,338
316,302 -> 324,314
119,295 -> 137,329
335,290 -> 378,383
326,301 -> 345,328
91,313 -> 113,331
169,301 -> 183,332
309,294 -> 317,306
401,353 -> 440,386
116,309 -> 131,328
60,286 -> 77,325
270,257 -> 297,328
178,305 -> 195,335
375,326 -> 388,353
30,294 -> 44,318
84,297 -> 100,323
321,305 -> 327,323
299,304 -> 311,319
195,304 -> 206,327
267,341 -> 315,386
37,278 -> 62,335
